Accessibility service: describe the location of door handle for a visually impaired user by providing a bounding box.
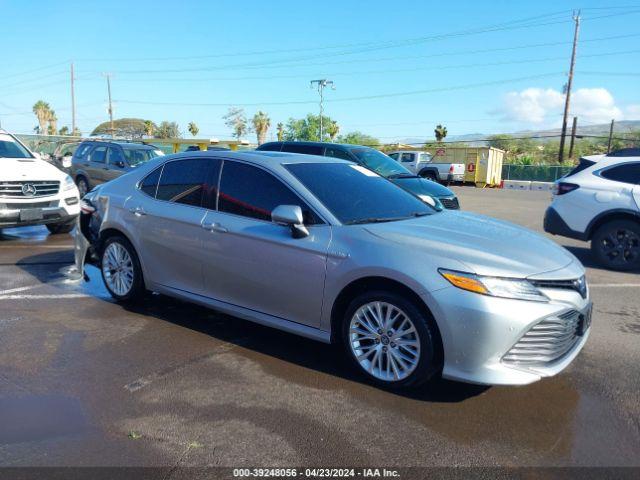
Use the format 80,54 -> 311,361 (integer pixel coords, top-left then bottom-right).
202,222 -> 228,233
128,206 -> 146,216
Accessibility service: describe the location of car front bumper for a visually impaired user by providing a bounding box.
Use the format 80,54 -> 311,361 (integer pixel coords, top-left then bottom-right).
425,285 -> 591,385
0,201 -> 80,228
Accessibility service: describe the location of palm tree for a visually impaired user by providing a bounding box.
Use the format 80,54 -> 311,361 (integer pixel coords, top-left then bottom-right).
143,120 -> 156,137
434,124 -> 448,143
32,100 -> 51,135
327,121 -> 340,141
188,122 -> 199,137
47,110 -> 58,135
276,123 -> 284,141
252,111 -> 271,145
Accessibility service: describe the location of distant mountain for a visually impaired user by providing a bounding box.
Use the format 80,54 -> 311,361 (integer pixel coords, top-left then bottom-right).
397,120 -> 640,146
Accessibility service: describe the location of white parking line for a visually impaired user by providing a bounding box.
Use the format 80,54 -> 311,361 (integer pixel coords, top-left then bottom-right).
0,284 -> 39,295
0,293 -> 90,300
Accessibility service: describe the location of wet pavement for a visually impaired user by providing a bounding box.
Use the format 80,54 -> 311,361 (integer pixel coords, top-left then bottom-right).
0,188 -> 639,470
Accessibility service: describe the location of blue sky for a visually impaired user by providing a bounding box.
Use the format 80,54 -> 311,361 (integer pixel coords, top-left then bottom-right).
1,0 -> 639,141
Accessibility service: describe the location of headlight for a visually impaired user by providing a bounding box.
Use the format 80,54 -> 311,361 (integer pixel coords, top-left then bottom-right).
62,175 -> 76,191
439,269 -> 549,302
418,194 -> 443,210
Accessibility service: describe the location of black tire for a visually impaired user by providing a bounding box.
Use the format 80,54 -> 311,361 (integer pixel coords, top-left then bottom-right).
591,219 -> 640,271
341,290 -> 440,389
100,234 -> 146,302
76,176 -> 90,198
46,220 -> 75,234
419,170 -> 438,182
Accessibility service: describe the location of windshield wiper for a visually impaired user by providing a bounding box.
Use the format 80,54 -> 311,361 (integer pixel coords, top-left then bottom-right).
387,173 -> 419,179
344,216 -> 410,225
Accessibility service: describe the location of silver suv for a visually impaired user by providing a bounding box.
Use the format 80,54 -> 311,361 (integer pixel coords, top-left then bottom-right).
75,151 -> 591,388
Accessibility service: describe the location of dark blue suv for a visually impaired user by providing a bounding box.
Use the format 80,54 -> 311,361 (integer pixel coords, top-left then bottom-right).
257,141 -> 460,209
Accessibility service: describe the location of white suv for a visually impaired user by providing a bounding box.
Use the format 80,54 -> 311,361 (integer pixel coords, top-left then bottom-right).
544,150 -> 640,270
0,130 -> 80,234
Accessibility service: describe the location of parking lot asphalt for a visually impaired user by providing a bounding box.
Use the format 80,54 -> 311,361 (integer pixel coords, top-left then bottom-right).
0,187 -> 639,470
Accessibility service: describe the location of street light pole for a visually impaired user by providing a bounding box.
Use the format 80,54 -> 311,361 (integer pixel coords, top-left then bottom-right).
310,79 -> 334,142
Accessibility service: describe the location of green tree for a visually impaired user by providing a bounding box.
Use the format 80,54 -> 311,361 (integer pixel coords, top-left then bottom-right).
58,126 -> 70,136
32,100 -> 52,135
434,124 -> 448,142
47,110 -> 58,135
487,134 -> 515,152
327,120 -> 340,141
224,107 -> 248,140
92,118 -> 151,138
155,121 -> 181,138
252,111 -> 271,145
276,122 -> 284,141
284,114 -> 336,141
143,120 -> 157,137
188,121 -> 199,137
337,131 -> 379,146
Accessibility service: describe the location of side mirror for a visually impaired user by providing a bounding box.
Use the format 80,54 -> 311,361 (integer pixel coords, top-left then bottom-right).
62,155 -> 73,168
272,205 -> 309,239
116,160 -> 126,168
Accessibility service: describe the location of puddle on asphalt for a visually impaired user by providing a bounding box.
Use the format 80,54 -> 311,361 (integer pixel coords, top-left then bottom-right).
0,394 -> 87,444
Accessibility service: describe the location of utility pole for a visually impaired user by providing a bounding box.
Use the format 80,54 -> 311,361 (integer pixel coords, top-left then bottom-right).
104,73 -> 114,137
568,116 -> 578,159
70,63 -> 76,136
558,11 -> 580,163
310,79 -> 334,142
607,119 -> 615,153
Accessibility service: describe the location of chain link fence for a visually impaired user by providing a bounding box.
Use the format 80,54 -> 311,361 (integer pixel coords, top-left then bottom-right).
502,164 -> 573,182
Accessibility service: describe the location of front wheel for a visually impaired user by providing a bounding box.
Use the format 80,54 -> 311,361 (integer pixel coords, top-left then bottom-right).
591,220 -> 640,271
46,219 -> 75,234
342,291 -> 440,389
101,235 -> 145,302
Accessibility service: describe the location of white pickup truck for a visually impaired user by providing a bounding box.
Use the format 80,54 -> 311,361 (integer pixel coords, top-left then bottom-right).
388,150 -> 465,184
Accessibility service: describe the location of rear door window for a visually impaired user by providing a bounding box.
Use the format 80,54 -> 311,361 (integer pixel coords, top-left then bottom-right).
600,163 -> 640,185
218,161 -> 320,224
156,158 -> 220,208
89,146 -> 107,163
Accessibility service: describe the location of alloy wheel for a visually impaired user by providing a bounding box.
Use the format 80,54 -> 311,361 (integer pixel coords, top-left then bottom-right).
102,242 -> 135,296
599,227 -> 640,267
348,301 -> 421,382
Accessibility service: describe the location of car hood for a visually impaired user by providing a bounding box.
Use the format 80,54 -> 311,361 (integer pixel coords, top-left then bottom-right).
0,158 -> 66,181
364,211 -> 580,278
392,176 -> 454,198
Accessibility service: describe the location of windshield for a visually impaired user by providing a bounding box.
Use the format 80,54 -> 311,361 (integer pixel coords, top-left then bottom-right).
123,147 -> 162,167
286,162 -> 434,224
349,147 -> 412,178
0,133 -> 33,159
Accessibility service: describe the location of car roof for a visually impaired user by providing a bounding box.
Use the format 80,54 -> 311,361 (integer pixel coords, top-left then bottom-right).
260,141 -> 374,150
160,149 -> 354,167
81,140 -> 156,149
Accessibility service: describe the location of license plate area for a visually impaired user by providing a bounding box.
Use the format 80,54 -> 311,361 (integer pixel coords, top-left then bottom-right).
19,209 -> 44,221
577,304 -> 593,336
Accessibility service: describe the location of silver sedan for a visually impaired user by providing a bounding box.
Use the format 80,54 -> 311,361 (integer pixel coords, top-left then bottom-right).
75,151 -> 591,388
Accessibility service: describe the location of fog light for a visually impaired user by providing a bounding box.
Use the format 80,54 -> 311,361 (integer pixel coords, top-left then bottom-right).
65,197 -> 79,205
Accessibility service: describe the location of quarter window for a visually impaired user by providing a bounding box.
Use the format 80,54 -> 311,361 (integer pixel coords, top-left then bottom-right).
218,161 -> 320,224
156,159 -> 218,207
140,167 -> 162,197
89,146 -> 107,163
75,144 -> 91,159
600,163 -> 640,185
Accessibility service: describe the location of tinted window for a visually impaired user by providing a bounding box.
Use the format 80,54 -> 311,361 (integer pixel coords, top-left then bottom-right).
219,161 -> 320,224
401,153 -> 415,162
286,163 -> 433,224
156,159 -> 217,207
257,143 -> 282,152
600,163 -> 640,185
89,146 -> 107,163
349,147 -> 411,177
75,144 -> 91,159
140,167 -> 162,197
388,153 -> 399,160
107,147 -> 125,167
324,147 -> 352,161
281,143 -> 324,156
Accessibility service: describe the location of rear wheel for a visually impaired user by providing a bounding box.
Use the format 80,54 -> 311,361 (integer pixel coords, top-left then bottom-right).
100,235 -> 145,302
591,219 -> 640,271
342,291 -> 439,388
419,170 -> 438,182
46,219 -> 75,234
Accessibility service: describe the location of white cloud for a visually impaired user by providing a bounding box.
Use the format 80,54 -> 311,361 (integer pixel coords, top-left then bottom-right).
496,87 -> 631,126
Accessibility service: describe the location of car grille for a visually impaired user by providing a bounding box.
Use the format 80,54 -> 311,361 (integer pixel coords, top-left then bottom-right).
0,181 -> 60,198
502,310 -> 581,366
2,201 -> 57,209
440,197 -> 460,209
530,277 -> 587,299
